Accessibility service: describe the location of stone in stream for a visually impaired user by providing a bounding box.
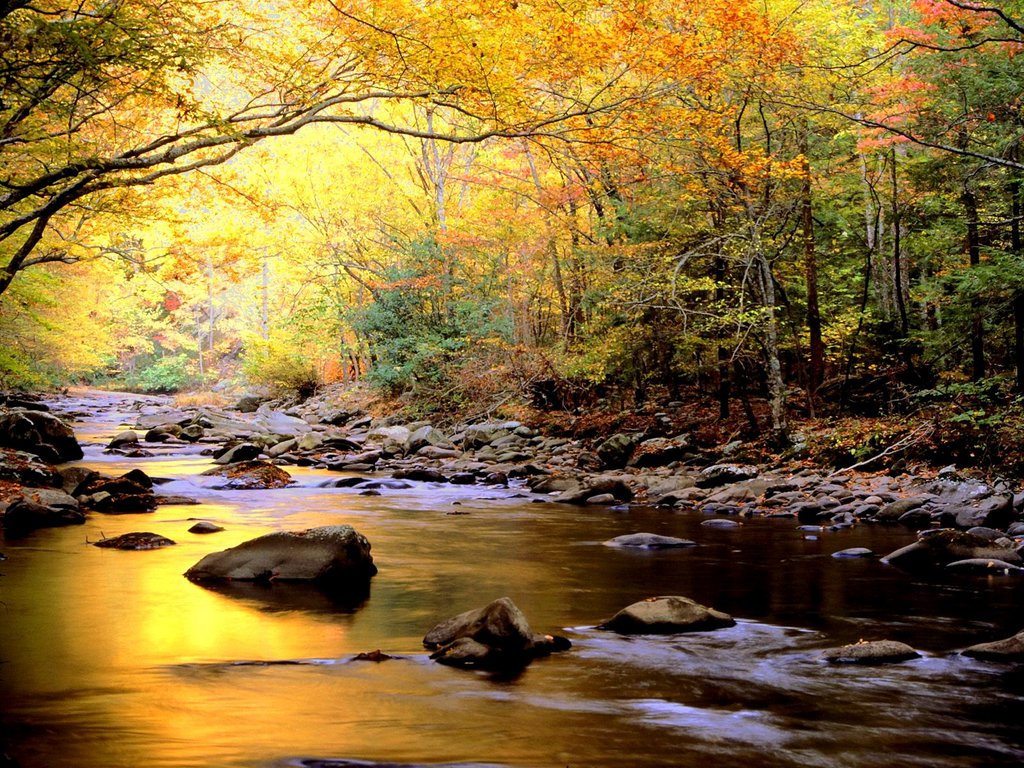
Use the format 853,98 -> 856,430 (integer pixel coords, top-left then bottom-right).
184,525 -> 377,586
701,518 -> 740,529
831,548 -> 875,559
1,497 -> 85,532
0,449 -> 61,488
696,464 -> 758,489
106,430 -> 139,449
962,629 -> 1024,661
603,533 -> 696,549
821,640 -> 920,665
881,529 -> 1022,571
200,460 -> 292,490
0,408 -> 83,462
94,532 -> 176,550
76,470 -> 157,513
944,558 -> 1023,574
188,521 -> 224,534
423,597 -> 570,669
213,442 -> 262,465
598,596 -> 735,634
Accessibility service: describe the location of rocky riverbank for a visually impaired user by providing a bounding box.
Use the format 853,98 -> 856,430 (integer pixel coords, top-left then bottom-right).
3,389 -> 1024,572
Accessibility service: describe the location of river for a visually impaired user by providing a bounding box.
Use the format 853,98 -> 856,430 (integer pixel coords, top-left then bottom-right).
2,392 -> 1024,767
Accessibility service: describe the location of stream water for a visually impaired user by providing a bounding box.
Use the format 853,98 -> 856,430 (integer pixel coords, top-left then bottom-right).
2,392 -> 1024,768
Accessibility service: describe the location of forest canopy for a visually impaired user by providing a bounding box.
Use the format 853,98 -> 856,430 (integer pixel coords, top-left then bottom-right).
3,0 -> 1024,450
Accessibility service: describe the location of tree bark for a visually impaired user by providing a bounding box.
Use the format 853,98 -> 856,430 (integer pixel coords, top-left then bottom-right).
963,186 -> 984,380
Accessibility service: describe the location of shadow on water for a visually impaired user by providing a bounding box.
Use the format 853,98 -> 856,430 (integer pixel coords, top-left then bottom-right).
188,578 -> 372,615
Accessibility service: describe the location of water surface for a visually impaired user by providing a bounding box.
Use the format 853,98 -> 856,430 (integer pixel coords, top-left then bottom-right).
2,393 -> 1023,767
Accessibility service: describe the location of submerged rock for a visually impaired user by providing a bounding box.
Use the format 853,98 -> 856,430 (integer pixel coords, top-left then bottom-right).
188,521 -> 224,534
962,629 -> 1024,661
184,525 -> 377,586
598,596 -> 735,634
423,597 -> 570,669
94,532 -> 176,550
821,640 -> 920,665
603,533 -> 696,548
881,529 -> 1022,571
200,460 -> 292,490
831,547 -> 875,559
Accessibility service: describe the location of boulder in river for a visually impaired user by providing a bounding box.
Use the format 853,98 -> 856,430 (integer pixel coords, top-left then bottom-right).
598,596 -> 736,634
1,497 -> 85,532
0,408 -> 83,462
881,530 -> 1022,571
0,448 -> 61,488
962,629 -> 1024,661
200,460 -> 292,490
821,640 -> 920,665
603,533 -> 696,549
76,470 -> 157,513
213,442 -> 262,465
184,525 -> 377,586
423,596 -> 570,669
696,464 -> 758,489
94,532 -> 176,550
106,430 -> 139,449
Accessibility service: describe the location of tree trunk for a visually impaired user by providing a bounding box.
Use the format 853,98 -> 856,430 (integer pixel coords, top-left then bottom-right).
800,139 -> 824,403
1010,174 -> 1024,391
963,186 -> 984,380
757,251 -> 788,441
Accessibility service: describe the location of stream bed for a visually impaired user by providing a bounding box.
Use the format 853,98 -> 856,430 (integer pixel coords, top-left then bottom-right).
2,392 -> 1024,767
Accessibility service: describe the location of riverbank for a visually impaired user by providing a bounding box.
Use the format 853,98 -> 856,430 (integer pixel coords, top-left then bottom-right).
2,389 -> 1024,768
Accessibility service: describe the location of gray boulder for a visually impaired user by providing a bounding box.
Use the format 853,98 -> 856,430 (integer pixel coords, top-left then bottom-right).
184,525 -> 377,585
831,547 -> 875,559
423,596 -> 570,669
596,433 -> 635,469
0,409 -> 83,462
0,449 -> 61,487
945,558 -> 1023,574
94,532 -> 176,550
881,530 -> 1022,571
2,497 -> 85,532
598,596 -> 735,634
107,430 -> 139,449
213,442 -> 262,465
200,460 -> 292,490
821,640 -> 920,664
696,464 -> 758,489
603,533 -> 696,548
962,629 -> 1024,661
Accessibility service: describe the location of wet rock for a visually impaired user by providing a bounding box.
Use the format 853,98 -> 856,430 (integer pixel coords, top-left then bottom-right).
586,493 -> 618,505
352,649 -> 398,662
696,464 -> 758,489
144,424 -> 181,442
179,424 -> 205,442
598,596 -> 735,634
881,530 -> 1022,571
185,524 -> 377,585
76,470 -> 157,513
393,467 -> 448,483
423,596 -> 570,669
0,449 -> 61,488
482,471 -> 508,486
188,521 -> 224,534
874,496 -> 928,523
406,425 -> 453,454
832,548 -> 875,559
200,460 -> 292,490
821,640 -> 920,665
107,430 -> 139,449
449,472 -> 477,485
596,433 -> 635,469
94,532 -> 176,550
2,497 -> 85,531
603,533 -> 696,548
235,395 -> 264,413
213,442 -> 262,465
156,494 -> 200,506
945,558 -> 1023,574
701,518 -> 740,529
962,629 -> 1024,661
628,437 -> 693,468
951,494 -> 1014,531
0,409 -> 83,462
